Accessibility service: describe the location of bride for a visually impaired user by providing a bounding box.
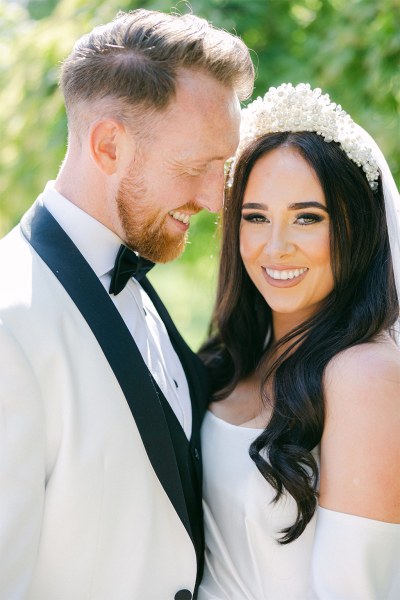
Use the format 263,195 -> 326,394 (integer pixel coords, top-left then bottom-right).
198,83 -> 400,599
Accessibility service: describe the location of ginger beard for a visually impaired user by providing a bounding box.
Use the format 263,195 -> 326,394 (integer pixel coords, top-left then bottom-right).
116,167 -> 195,263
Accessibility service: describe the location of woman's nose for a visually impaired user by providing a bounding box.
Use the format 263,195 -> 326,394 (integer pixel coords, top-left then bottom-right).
264,225 -> 295,258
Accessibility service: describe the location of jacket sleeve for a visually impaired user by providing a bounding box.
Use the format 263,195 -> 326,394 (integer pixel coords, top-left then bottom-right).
0,323 -> 46,599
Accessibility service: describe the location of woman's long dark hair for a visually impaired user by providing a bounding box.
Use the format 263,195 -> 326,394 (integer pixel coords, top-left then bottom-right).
200,132 -> 398,544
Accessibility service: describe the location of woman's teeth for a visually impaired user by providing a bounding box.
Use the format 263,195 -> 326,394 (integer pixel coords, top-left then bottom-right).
265,267 -> 308,280
169,210 -> 190,224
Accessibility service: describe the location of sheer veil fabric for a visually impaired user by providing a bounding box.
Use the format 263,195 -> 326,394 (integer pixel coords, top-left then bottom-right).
358,125 -> 400,341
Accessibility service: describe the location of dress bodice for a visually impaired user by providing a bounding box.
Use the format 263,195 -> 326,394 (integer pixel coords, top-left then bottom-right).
199,411 -> 317,599
199,410 -> 400,600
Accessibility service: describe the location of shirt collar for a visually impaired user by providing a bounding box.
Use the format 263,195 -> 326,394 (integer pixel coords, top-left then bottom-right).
41,181 -> 122,278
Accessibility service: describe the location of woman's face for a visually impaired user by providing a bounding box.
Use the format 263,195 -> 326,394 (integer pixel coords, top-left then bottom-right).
239,146 -> 334,327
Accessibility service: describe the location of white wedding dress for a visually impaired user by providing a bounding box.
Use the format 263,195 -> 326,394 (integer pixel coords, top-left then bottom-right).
199,410 -> 400,600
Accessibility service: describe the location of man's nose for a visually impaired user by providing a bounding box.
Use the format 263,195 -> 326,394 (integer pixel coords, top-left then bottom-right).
195,166 -> 225,213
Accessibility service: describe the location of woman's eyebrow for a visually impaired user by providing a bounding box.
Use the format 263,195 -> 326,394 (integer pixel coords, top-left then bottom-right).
242,202 -> 267,210
242,201 -> 328,212
288,201 -> 328,212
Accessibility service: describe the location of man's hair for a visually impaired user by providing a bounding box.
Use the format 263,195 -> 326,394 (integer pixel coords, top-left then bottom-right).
60,9 -> 254,133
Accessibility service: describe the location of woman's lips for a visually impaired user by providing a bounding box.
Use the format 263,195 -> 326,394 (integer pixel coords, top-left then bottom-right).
262,266 -> 309,288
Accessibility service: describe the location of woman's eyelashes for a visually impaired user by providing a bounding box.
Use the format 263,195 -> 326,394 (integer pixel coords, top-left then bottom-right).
241,212 -> 267,223
241,211 -> 326,225
295,212 -> 325,225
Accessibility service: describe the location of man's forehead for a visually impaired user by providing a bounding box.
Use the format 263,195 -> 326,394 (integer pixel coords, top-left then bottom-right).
144,72 -> 240,158
173,69 -> 240,116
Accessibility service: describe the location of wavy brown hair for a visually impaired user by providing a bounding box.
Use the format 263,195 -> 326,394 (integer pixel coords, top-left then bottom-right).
200,131 -> 398,543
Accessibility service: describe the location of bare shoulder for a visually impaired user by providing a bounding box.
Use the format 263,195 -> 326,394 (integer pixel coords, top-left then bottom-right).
320,337 -> 400,521
324,337 -> 400,416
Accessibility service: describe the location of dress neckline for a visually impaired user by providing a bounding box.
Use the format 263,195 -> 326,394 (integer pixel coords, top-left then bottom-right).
207,409 -> 264,432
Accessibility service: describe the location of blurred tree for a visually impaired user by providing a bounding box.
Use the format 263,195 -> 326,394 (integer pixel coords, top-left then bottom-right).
1,0 -> 399,347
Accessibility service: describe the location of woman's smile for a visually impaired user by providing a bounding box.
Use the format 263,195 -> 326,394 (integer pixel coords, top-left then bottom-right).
263,266 -> 309,286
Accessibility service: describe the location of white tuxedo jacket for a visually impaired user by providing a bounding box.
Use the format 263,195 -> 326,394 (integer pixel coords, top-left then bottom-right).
0,203 -> 207,600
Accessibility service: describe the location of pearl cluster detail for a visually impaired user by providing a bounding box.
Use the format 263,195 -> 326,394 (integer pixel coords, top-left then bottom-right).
227,83 -> 380,190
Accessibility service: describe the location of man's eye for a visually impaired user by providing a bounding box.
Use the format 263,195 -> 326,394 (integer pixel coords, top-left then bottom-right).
187,165 -> 206,176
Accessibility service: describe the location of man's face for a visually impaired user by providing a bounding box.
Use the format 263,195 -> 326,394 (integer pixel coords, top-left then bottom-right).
116,70 -> 241,262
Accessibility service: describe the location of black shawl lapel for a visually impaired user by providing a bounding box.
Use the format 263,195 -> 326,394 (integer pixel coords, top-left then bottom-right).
20,202 -> 192,540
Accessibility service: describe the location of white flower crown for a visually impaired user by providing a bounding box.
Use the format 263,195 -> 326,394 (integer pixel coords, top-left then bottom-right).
227,83 -> 380,190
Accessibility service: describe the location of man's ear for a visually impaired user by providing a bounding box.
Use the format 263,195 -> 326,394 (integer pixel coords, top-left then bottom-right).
89,119 -> 126,175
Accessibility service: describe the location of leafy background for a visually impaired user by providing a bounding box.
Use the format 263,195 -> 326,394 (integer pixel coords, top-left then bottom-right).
1,0 -> 399,349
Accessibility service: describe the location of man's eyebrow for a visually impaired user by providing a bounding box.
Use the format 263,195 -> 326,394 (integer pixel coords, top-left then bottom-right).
242,201 -> 328,212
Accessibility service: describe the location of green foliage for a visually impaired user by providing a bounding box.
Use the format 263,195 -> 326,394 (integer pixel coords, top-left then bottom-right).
1,0 -> 399,347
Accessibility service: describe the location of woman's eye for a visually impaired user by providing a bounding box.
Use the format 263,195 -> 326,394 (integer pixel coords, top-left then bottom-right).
296,213 -> 323,225
242,213 -> 268,223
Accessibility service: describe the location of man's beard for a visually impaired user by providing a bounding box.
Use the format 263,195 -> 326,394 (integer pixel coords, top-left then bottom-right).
116,170 -> 190,263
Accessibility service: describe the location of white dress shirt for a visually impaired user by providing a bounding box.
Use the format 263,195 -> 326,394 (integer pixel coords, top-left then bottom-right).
42,181 -> 192,438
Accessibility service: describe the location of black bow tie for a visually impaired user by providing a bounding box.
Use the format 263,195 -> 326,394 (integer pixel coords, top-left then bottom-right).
109,245 -> 155,295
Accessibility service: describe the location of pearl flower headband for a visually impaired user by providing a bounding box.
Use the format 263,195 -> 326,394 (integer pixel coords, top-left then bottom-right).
227,83 -> 380,190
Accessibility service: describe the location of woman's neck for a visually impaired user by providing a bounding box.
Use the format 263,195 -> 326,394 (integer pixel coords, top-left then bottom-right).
272,313 -> 301,342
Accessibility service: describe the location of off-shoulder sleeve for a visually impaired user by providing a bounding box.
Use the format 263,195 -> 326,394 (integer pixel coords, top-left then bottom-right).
311,507 -> 400,599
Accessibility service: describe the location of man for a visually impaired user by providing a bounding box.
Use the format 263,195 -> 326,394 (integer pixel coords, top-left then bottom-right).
0,9 -> 254,600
